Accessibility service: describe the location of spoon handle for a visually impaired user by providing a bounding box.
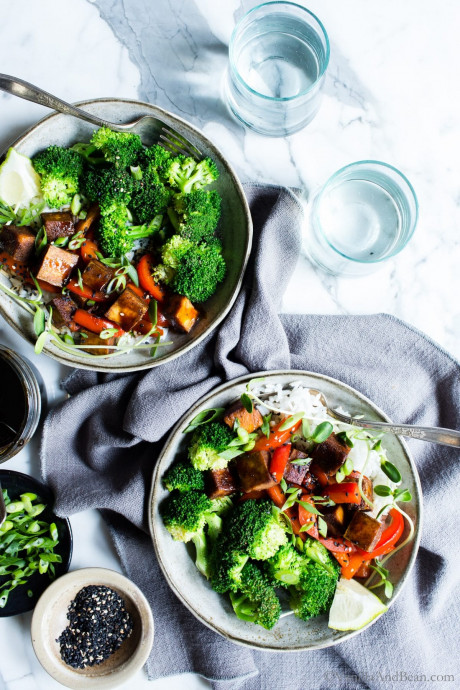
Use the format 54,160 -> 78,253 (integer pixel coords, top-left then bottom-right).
0,483 -> 6,528
330,410 -> 460,448
0,74 -> 113,129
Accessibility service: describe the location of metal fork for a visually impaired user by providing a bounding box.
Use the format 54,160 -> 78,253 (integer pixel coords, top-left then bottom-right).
0,74 -> 202,160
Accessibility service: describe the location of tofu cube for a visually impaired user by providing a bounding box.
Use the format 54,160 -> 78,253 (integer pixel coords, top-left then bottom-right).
80,329 -> 116,356
51,294 -> 77,328
40,212 -> 75,242
205,468 -> 238,499
310,433 -> 351,475
344,511 -> 384,552
236,450 -> 276,492
165,294 -> 199,333
0,225 -> 35,262
36,245 -> 79,287
223,401 -> 263,433
82,259 -> 114,292
104,286 -> 148,332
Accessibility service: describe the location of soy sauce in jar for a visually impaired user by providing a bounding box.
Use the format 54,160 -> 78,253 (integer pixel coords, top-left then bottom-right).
0,346 -> 43,462
0,357 -> 26,451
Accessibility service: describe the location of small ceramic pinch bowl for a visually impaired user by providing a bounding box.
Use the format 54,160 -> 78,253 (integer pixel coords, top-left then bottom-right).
31,567 -> 154,689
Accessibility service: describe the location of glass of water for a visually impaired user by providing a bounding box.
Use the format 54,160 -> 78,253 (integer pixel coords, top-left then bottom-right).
225,1 -> 330,136
304,161 -> 418,277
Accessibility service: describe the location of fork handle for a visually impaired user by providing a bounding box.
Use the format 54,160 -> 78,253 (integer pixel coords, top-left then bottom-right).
0,74 -> 121,130
331,410 -> 460,448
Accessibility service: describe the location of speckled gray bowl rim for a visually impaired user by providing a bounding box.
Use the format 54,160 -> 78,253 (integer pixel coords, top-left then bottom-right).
149,369 -> 422,652
0,98 -> 252,373
30,567 -> 154,689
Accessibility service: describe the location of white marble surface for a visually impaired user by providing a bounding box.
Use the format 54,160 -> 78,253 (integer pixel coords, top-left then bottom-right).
0,0 -> 459,687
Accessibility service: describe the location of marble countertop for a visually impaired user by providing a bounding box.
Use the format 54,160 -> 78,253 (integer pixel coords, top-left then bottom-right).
0,0 -> 459,688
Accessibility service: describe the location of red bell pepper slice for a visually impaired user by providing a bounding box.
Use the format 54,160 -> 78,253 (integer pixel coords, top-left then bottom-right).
66,279 -> 108,302
318,536 -> 356,553
309,462 -> 330,487
80,236 -> 99,263
339,549 -> 370,579
322,482 -> 361,504
254,419 -> 302,452
297,494 -> 316,528
266,484 -> 285,509
366,508 -> 404,558
73,309 -> 124,338
137,253 -> 165,302
269,444 -> 291,483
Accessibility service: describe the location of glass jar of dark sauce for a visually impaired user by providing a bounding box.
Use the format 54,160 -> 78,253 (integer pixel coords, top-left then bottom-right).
0,345 -> 43,463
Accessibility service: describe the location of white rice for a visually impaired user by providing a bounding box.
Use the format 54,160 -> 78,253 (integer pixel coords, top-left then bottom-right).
253,380 -> 396,518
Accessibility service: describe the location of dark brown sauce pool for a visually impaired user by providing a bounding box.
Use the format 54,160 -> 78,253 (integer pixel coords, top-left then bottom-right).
0,357 -> 27,452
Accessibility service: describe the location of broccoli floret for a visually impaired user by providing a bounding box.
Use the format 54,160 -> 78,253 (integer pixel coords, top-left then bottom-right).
188,421 -> 234,471
209,496 -> 233,517
165,156 -> 219,194
90,127 -> 143,168
304,538 -> 339,576
151,263 -> 175,285
161,490 -> 213,542
97,205 -> 162,257
161,235 -> 194,268
162,460 -> 205,492
289,557 -> 340,620
32,145 -> 83,208
97,201 -> 132,256
210,536 -> 249,594
171,241 -> 226,303
71,142 -> 105,166
81,167 -> 134,207
229,562 -> 281,630
264,543 -> 309,588
194,512 -> 225,579
225,499 -> 288,561
130,166 -> 172,223
168,190 -> 222,243
140,144 -> 173,177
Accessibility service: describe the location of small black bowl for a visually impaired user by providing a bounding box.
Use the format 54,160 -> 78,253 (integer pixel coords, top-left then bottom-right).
0,469 -> 72,617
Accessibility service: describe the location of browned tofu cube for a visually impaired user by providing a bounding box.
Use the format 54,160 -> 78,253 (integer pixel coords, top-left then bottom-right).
80,329 -> 117,356
344,511 -> 384,552
355,560 -> 372,579
346,474 -> 373,513
223,401 -> 263,433
0,225 -> 35,262
36,245 -> 79,287
40,212 -> 75,242
51,294 -> 77,328
82,259 -> 114,292
104,286 -> 148,332
322,504 -> 348,537
236,450 -> 276,493
311,433 -> 351,475
302,470 -> 322,495
283,449 -> 310,485
205,468 -> 238,499
165,295 -> 199,333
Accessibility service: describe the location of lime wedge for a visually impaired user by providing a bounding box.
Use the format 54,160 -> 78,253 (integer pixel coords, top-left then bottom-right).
328,578 -> 388,631
0,148 -> 43,208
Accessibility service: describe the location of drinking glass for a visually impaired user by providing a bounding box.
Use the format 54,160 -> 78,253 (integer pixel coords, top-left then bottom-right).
303,161 -> 418,277
225,1 -> 330,136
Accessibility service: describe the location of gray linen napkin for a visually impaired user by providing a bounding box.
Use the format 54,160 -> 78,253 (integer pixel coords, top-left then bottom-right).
41,184 -> 460,689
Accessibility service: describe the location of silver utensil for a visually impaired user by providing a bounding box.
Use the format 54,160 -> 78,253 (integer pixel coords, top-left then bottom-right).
0,74 -> 202,160
309,389 -> 460,448
0,482 -> 6,528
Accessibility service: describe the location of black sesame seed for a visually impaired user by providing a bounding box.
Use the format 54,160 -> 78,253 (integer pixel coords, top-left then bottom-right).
57,585 -> 133,669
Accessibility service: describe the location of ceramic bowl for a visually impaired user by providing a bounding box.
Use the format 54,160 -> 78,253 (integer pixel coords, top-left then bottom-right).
149,370 -> 422,651
31,567 -> 154,689
0,469 -> 72,617
0,98 -> 252,372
